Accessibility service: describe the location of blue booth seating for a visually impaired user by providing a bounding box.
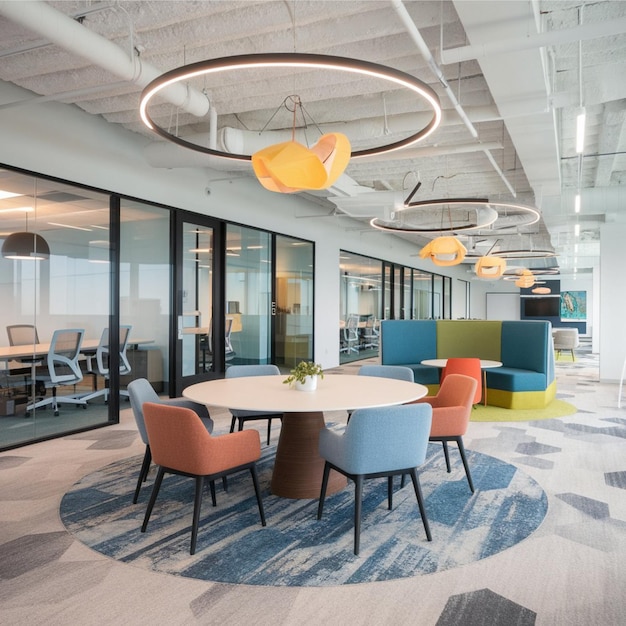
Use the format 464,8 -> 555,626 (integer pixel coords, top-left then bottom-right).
379,319 -> 440,385
380,319 -> 556,409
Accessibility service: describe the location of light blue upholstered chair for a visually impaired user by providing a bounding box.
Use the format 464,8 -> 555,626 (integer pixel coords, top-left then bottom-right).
226,364 -> 283,445
358,364 -> 415,382
347,364 -> 415,422
128,377 -> 214,503
317,403 -> 433,555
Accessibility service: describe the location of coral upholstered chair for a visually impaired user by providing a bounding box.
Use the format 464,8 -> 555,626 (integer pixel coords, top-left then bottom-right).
141,402 -> 266,555
128,378 -> 215,504
412,373 -> 477,493
440,357 -> 482,405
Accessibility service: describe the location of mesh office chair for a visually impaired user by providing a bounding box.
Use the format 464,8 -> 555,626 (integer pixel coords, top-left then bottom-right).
79,326 -> 132,404
6,324 -> 44,396
26,328 -> 88,417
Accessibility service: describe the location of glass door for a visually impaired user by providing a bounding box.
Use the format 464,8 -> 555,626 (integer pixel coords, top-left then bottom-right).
274,235 -> 313,369
174,215 -> 221,394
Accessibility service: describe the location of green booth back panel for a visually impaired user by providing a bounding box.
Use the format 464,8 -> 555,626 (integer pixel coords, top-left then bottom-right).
436,320 -> 502,361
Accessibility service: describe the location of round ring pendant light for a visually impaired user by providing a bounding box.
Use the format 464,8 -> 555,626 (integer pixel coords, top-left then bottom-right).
139,53 -> 442,162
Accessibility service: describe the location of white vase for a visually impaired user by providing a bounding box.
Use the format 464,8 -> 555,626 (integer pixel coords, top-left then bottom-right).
295,375 -> 318,392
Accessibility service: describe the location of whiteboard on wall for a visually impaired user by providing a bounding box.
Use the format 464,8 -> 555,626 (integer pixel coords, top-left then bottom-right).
486,293 -> 520,320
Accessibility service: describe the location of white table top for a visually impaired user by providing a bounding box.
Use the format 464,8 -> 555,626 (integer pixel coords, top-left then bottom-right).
421,358 -> 502,369
183,374 -> 427,413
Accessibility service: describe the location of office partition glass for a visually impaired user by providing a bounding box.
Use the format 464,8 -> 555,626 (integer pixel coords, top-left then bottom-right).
119,201 -> 171,393
275,235 -> 314,369
0,170 -> 111,449
412,270 -> 432,319
225,225 -> 271,365
339,252 -> 382,363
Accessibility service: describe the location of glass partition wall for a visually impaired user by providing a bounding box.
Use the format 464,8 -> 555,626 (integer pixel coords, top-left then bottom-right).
0,167 -> 317,451
339,252 -> 383,364
0,170 -> 112,448
274,235 -> 314,369
339,250 -> 455,363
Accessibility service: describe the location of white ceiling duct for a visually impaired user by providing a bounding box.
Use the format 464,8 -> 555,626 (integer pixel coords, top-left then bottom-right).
0,0 -> 210,117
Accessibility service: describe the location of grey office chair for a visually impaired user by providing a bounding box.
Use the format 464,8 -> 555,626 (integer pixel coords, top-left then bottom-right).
26,328 -> 88,417
80,326 -> 132,404
226,364 -> 283,445
6,324 -> 44,395
128,377 -> 215,503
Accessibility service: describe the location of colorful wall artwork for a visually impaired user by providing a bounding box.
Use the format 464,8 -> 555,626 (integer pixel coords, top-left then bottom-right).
560,290 -> 587,320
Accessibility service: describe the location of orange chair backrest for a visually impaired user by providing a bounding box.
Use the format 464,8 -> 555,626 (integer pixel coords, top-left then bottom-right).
142,402 -> 213,475
441,357 -> 482,404
436,374 -> 478,412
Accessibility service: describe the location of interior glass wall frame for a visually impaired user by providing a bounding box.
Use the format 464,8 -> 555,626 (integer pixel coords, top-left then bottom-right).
0,166 -> 117,452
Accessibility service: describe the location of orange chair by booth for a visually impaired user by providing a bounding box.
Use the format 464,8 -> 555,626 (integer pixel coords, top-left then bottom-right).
412,373 -> 477,493
440,357 -> 482,405
141,402 -> 266,555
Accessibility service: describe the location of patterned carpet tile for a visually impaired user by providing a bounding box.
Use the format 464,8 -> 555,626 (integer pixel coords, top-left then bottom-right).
60,444 -> 548,587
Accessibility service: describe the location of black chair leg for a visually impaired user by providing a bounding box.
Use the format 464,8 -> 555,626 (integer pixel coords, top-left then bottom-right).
209,480 -> 217,506
250,465 -> 266,526
133,445 -> 152,504
317,462 -> 331,520
409,467 -> 432,541
387,475 -> 394,510
141,466 -> 165,533
442,440 -> 451,472
266,418 -> 272,445
354,475 -> 364,555
229,415 -> 237,434
456,436 -> 475,493
400,473 -> 406,488
222,476 -> 228,492
190,476 -> 205,555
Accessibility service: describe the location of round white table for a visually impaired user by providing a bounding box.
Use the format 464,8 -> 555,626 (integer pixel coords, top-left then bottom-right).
421,358 -> 502,406
184,374 -> 427,499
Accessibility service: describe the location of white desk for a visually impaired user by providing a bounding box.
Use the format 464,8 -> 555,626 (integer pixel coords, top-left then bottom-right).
421,358 -> 502,406
184,374 -> 427,499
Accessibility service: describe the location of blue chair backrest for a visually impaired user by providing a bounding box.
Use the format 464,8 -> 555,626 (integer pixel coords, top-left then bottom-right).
358,364 -> 414,382
341,403 -> 432,475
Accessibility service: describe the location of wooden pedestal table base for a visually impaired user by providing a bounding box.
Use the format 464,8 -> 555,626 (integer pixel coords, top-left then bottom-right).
270,411 -> 346,499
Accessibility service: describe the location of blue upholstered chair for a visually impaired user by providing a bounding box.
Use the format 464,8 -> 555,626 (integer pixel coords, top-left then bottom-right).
317,403 -> 433,555
128,377 -> 214,503
226,364 -> 283,445
358,364 -> 414,382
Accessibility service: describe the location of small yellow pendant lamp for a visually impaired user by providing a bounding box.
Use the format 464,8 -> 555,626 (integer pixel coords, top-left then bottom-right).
475,255 -> 506,278
419,236 -> 467,266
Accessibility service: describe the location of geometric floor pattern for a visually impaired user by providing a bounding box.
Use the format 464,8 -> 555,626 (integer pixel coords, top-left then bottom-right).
1,348 -> 625,624
58,444 -> 547,586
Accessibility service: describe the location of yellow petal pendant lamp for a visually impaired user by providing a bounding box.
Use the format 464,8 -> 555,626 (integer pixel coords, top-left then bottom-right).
419,236 -> 467,266
515,269 -> 535,288
475,255 -> 506,278
251,132 -> 351,193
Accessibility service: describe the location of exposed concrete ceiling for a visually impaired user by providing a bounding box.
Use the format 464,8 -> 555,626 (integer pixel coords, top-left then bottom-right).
0,0 -> 624,277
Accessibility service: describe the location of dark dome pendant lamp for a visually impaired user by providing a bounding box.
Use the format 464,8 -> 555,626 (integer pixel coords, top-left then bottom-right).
2,230 -> 50,261
1,189 -> 50,261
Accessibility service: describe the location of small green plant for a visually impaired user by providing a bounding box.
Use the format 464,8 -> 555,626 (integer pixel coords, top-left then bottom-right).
283,360 -> 324,386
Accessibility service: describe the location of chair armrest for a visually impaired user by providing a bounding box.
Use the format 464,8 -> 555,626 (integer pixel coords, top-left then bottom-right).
319,427 -> 346,467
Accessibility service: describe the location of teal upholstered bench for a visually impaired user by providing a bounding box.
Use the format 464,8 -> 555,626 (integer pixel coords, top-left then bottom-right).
380,319 -> 556,409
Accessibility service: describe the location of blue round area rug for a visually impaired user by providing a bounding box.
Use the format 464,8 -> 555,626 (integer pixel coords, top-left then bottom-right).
60,443 -> 547,586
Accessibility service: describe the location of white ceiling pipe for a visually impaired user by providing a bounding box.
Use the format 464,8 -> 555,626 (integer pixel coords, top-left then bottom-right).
0,0 -> 210,118
441,16 -> 626,64
391,0 -> 518,198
